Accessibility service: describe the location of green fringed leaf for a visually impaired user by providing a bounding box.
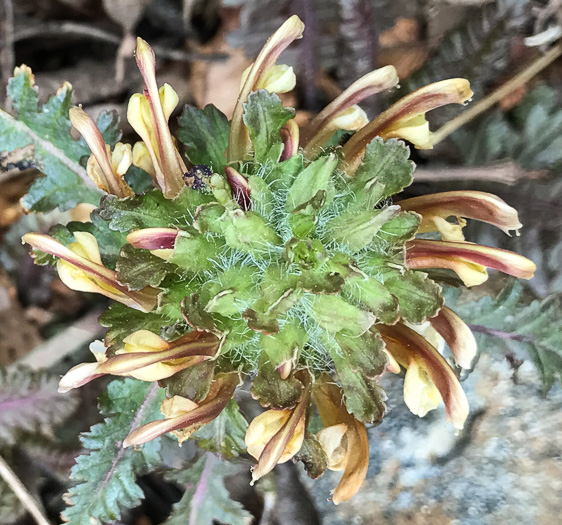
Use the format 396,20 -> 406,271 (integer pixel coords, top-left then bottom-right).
99,302 -> 170,351
192,399 -> 248,459
251,357 -> 304,409
116,244 -> 170,290
446,281 -> 562,392
164,454 -> 251,525
286,154 -> 338,212
324,205 -> 400,252
161,361 -> 216,402
351,138 -> 414,206
309,295 -> 375,336
0,367 -> 79,444
1,69 -> 103,211
243,90 -> 295,163
344,274 -> 400,325
223,210 -> 281,254
178,104 -> 230,172
99,188 -> 210,233
382,269 -> 443,323
62,379 -> 165,525
378,211 -> 421,244
260,322 -> 308,370
330,330 -> 388,424
168,230 -> 221,273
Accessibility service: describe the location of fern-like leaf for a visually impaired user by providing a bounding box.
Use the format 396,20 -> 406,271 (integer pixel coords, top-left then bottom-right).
0,367 -> 79,444
446,281 -> 562,392
0,67 -> 119,212
164,454 -> 251,525
62,379 -> 165,525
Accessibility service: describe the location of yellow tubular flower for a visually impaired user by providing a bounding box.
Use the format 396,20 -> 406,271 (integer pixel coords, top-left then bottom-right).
406,239 -> 536,287
128,38 -> 187,198
245,410 -> 306,464
378,323 -> 469,429
58,330 -> 220,392
301,66 -> 399,156
227,15 -> 305,162
246,372 -> 311,482
124,373 -> 240,447
240,63 -> 296,94
69,108 -> 134,197
23,232 -> 158,311
342,78 -> 473,172
313,376 -> 370,504
399,190 -> 523,241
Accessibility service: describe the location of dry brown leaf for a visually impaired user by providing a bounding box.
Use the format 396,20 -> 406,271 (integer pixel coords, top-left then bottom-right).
378,45 -> 430,79
379,18 -> 420,48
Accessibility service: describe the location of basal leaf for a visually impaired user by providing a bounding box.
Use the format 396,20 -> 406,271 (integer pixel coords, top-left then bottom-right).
0,367 -> 79,444
192,399 -> 248,459
62,379 -> 165,525
165,454 -> 251,525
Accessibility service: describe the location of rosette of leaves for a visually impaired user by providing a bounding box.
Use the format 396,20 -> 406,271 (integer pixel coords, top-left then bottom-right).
5,14 -> 537,521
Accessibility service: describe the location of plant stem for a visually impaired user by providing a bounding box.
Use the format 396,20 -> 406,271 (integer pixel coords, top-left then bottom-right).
0,454 -> 51,525
432,42 -> 562,145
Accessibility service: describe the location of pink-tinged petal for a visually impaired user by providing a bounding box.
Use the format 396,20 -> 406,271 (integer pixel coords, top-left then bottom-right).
399,191 -> 522,235
58,362 -> 104,393
378,323 -> 469,429
69,108 -> 133,198
430,307 -> 477,369
251,373 -> 311,482
227,15 -> 305,162
301,66 -> 399,155
123,373 -> 239,447
280,119 -> 300,161
406,239 -> 536,281
97,331 -> 219,376
342,79 -> 473,171
135,38 -> 186,197
127,228 -> 179,250
225,166 -> 251,210
22,233 -> 159,312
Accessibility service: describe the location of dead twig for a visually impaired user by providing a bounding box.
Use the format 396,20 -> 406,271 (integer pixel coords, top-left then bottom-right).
13,21 -> 228,63
0,454 -> 51,525
414,162 -> 547,186
432,42 -> 562,145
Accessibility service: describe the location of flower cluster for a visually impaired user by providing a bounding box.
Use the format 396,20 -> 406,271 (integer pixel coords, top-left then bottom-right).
23,15 -> 535,503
